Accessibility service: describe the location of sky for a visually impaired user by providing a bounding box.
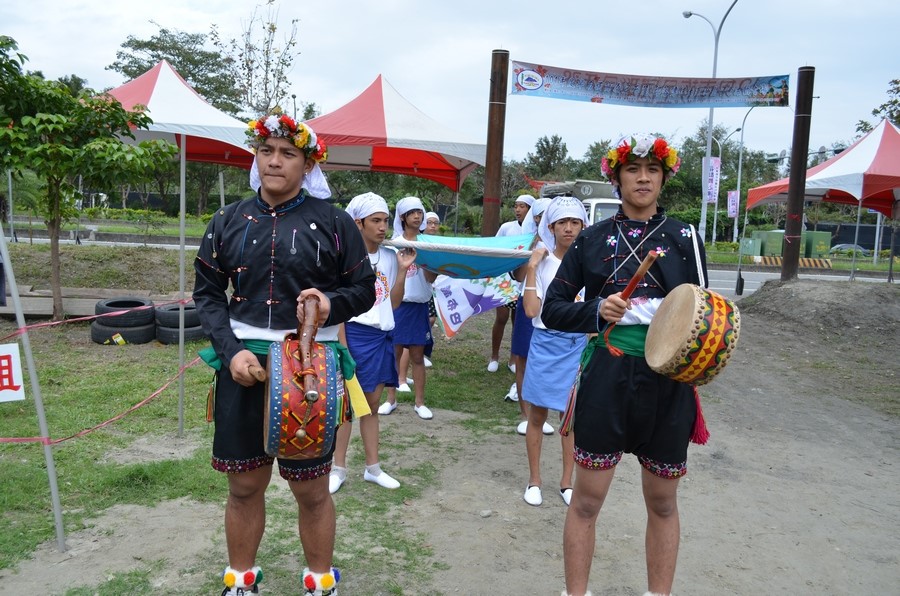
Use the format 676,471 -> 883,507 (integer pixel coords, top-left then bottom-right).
3,0 -> 898,164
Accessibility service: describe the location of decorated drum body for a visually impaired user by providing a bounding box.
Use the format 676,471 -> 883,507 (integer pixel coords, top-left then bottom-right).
645,283 -> 741,386
264,339 -> 344,459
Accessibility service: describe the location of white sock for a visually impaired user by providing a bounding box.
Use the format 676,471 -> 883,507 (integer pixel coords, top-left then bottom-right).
331,465 -> 347,480
365,463 -> 383,476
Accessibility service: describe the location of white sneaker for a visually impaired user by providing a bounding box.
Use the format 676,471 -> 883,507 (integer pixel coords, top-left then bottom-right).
328,467 -> 347,494
364,469 -> 400,489
542,421 -> 554,435
487,360 -> 499,372
523,485 -> 542,506
507,362 -> 516,374
504,382 -> 518,402
397,383 -> 411,392
516,420 -> 528,435
377,401 -> 397,415
406,376 -> 414,385
414,404 -> 433,420
423,356 -> 433,368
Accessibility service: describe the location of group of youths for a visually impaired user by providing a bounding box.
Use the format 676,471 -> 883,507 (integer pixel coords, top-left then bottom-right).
194,108 -> 707,596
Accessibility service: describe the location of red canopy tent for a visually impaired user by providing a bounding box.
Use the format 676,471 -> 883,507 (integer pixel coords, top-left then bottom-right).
306,75 -> 486,191
106,60 -> 253,169
747,119 -> 900,218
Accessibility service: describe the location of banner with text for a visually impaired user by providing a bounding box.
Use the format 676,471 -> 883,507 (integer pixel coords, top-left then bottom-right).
433,273 -> 519,338
727,190 -> 739,218
511,60 -> 790,108
703,157 -> 722,204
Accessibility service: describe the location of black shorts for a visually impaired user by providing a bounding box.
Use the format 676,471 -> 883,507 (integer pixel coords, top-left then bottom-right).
210,352 -> 334,482
572,349 -> 696,477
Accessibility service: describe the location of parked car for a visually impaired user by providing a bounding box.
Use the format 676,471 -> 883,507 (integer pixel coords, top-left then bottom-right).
829,243 -> 871,256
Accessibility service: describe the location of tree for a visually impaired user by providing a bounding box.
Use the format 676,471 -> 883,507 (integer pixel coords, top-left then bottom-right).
1,36 -> 177,319
524,134 -> 569,179
107,24 -> 242,115
857,79 -> 900,134
211,0 -> 299,115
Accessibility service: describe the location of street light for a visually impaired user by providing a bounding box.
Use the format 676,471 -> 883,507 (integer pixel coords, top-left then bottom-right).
734,105 -> 757,294
684,0 -> 739,243
711,128 -> 740,244
291,94 -> 297,119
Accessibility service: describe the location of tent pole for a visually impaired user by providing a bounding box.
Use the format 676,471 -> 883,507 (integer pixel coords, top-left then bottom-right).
178,135 -> 186,436
849,199 -> 863,282
219,169 -> 226,209
0,219 -> 67,552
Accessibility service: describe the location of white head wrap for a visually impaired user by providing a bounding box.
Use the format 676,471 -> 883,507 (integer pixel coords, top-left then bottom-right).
392,196 -> 427,239
538,196 -> 588,252
425,211 -> 440,224
249,157 -> 332,200
346,192 -> 389,221
514,194 -> 535,208
522,198 -> 552,234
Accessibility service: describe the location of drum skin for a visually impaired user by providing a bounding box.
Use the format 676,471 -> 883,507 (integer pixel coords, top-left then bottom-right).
645,284 -> 741,385
264,339 -> 343,459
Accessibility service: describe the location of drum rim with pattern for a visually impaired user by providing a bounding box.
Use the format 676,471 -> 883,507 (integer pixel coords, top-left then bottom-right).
645,283 -> 741,386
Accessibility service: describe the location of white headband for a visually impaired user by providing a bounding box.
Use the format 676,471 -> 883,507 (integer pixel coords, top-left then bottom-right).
522,198 -> 552,234
249,157 -> 332,200
346,192 -> 389,221
538,196 -> 588,252
514,194 -> 535,207
392,196 -> 427,238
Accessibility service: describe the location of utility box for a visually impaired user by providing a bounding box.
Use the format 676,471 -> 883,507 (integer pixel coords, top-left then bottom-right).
757,230 -> 785,256
740,237 -> 761,257
804,231 -> 831,257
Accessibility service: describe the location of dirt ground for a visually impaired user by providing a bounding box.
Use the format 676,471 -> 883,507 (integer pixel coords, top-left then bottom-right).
3,278 -> 898,595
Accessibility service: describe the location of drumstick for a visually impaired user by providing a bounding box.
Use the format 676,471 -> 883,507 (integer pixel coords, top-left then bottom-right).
248,364 -> 267,383
603,250 -> 658,357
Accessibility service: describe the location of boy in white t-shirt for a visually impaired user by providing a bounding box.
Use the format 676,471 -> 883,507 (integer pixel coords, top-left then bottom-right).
329,192 -> 416,494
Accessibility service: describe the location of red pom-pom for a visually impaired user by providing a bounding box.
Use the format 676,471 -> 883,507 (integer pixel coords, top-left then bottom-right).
243,570 -> 256,586
304,574 -> 317,590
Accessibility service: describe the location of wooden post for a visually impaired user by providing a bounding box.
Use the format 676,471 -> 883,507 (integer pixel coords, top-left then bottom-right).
481,49 -> 509,237
782,66 -> 815,281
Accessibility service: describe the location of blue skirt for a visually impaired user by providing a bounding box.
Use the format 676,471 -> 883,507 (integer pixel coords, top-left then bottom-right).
392,301 -> 432,347
522,327 -> 586,412
345,322 -> 398,392
510,296 -> 534,358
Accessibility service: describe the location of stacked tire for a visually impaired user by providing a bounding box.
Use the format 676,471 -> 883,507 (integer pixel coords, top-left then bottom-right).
155,302 -> 206,344
91,297 -> 156,345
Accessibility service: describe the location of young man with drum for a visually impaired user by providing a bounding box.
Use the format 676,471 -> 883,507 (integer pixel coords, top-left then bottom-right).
194,111 -> 375,596
542,134 -> 708,596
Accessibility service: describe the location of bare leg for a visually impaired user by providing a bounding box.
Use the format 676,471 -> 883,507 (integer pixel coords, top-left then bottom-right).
332,420 -> 352,469
642,467 -> 681,594
490,306 -> 510,362
525,404 -> 549,486
358,386 -> 385,465
408,345 -> 427,407
288,473 -> 335,574
224,465 -> 273,570
398,348 -> 410,382
516,354 -> 529,420
559,412 -> 576,490
563,465 -> 616,596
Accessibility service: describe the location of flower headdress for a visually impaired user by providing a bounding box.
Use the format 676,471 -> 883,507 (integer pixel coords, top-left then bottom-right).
600,134 -> 681,182
245,107 -> 328,163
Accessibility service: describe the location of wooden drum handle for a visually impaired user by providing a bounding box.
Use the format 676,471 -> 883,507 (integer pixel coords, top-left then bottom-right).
298,295 -> 321,401
248,364 -> 266,383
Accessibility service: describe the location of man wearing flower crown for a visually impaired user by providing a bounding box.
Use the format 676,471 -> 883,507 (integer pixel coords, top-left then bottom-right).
542,134 -> 708,596
194,109 -> 375,596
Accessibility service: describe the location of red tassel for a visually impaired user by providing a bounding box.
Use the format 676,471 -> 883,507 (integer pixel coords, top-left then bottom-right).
603,323 -> 624,357
690,387 -> 710,445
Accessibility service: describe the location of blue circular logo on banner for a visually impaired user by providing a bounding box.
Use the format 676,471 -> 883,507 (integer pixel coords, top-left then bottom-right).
517,69 -> 543,91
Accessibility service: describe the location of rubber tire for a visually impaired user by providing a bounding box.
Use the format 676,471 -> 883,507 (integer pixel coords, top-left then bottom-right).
156,324 -> 207,345
90,321 -> 156,345
154,302 -> 200,328
95,297 -> 155,327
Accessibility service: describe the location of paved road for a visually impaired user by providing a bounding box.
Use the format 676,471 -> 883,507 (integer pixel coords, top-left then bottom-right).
708,268 -> 891,301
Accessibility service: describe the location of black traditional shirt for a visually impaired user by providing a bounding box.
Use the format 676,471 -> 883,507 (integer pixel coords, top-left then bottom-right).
542,207 -> 707,334
193,191 -> 375,367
